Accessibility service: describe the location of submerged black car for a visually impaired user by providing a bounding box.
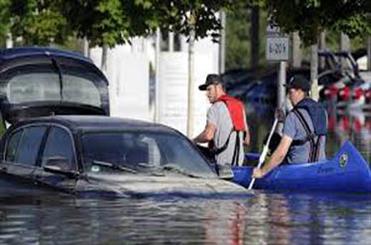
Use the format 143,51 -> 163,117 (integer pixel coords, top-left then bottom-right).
0,47 -> 248,198
0,116 -> 248,197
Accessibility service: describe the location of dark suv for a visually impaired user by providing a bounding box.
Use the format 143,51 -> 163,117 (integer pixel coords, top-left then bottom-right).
0,47 -> 110,128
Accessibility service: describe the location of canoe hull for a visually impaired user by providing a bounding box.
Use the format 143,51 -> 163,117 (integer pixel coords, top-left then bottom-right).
232,141 -> 371,193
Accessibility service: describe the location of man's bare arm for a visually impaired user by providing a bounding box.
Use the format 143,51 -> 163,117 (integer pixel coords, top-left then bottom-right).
252,135 -> 292,178
244,123 -> 251,146
243,109 -> 250,146
193,122 -> 216,143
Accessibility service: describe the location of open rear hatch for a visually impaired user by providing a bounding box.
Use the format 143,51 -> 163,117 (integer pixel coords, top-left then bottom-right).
0,47 -> 110,126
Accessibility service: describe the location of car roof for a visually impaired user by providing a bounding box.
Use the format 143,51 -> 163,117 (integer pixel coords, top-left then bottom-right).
0,47 -> 92,64
14,115 -> 177,134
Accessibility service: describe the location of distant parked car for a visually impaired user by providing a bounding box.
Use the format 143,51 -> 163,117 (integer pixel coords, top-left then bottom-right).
317,51 -> 367,108
243,74 -> 277,104
225,76 -> 257,100
335,77 -> 367,108
221,68 -> 256,91
360,71 -> 371,108
242,68 -> 310,105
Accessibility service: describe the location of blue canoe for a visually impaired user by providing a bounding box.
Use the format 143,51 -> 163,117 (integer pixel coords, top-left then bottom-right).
232,141 -> 371,193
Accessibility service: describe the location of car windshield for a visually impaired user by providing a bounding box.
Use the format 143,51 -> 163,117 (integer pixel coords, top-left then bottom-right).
81,131 -> 216,178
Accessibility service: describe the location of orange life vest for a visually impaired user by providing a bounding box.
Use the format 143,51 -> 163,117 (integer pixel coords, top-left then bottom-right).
216,95 -> 246,131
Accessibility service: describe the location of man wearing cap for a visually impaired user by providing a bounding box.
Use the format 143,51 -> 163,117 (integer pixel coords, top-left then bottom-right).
193,74 -> 250,179
253,75 -> 328,179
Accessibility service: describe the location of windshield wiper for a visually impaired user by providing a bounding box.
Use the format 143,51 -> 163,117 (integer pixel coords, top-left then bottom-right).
160,164 -> 199,178
92,160 -> 137,174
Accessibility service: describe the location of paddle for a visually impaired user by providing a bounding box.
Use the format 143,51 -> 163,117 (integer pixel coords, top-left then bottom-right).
247,118 -> 279,190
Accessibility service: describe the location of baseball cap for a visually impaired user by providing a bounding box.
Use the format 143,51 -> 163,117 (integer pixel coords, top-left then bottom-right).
198,74 -> 223,91
284,75 -> 311,92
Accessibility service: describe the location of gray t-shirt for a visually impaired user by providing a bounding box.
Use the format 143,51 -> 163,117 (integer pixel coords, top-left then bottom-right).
283,108 -> 327,163
207,102 -> 245,166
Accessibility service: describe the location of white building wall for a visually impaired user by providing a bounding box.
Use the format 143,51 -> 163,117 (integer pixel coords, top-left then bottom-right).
157,36 -> 219,136
90,39 -> 150,121
89,34 -> 220,138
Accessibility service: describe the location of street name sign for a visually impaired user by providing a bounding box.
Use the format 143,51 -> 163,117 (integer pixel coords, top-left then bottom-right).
266,24 -> 289,61
266,37 -> 289,61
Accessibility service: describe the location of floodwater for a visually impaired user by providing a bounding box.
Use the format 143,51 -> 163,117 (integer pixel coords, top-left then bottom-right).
0,106 -> 370,244
0,190 -> 370,244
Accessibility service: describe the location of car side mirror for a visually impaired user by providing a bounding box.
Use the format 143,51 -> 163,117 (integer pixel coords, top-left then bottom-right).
43,156 -> 79,178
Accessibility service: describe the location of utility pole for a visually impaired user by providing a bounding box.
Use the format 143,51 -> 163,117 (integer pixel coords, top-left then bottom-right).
219,10 -> 226,74
340,33 -> 350,70
266,24 -> 289,108
368,36 -> 371,71
154,28 -> 161,123
101,44 -> 108,72
291,32 -> 302,68
186,12 -> 196,137
6,32 -> 13,48
319,31 -> 326,69
278,61 -> 287,108
168,32 -> 174,52
83,37 -> 90,57
310,43 -> 319,101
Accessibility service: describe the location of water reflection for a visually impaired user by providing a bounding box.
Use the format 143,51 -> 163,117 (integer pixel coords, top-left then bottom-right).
0,186 -> 370,244
203,201 -> 248,245
327,108 -> 370,163
0,191 -> 251,244
245,191 -> 371,245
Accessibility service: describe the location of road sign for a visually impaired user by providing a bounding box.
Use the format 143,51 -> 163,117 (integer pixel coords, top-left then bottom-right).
266,37 -> 289,61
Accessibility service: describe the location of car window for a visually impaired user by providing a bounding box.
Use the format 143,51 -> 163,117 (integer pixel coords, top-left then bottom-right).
7,72 -> 60,103
13,126 -> 47,165
5,130 -> 23,162
2,63 -> 103,109
62,74 -> 101,107
41,127 -> 76,171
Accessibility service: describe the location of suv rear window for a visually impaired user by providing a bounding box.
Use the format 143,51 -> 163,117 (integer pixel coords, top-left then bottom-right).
0,63 -> 104,109
7,71 -> 101,107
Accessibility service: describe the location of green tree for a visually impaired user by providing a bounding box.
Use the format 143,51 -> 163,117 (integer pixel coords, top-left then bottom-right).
9,0 -> 70,45
259,0 -> 371,45
225,2 -> 268,71
1,0 -> 237,48
225,3 -> 250,70
59,0 -> 235,48
0,0 -> 10,46
60,0 -> 130,48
